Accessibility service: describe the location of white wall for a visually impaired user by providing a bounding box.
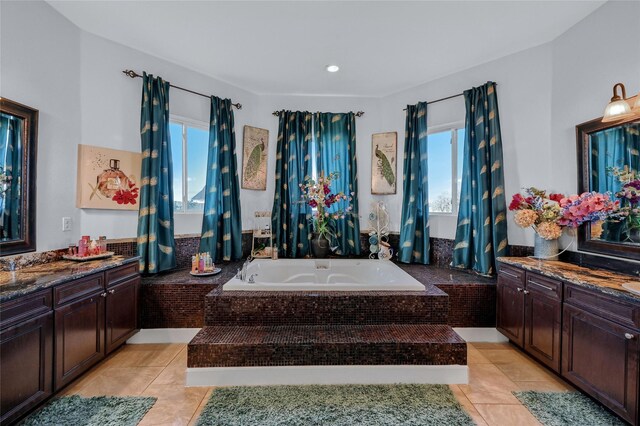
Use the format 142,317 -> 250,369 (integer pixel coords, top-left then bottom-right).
2,0 -> 638,255
1,0 -> 82,251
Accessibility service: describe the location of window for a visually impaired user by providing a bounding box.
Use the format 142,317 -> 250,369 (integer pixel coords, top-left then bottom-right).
427,126 -> 465,214
169,117 -> 209,213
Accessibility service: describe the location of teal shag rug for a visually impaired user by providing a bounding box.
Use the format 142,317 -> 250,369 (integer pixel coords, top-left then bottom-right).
196,384 -> 474,425
514,391 -> 625,425
22,395 -> 157,426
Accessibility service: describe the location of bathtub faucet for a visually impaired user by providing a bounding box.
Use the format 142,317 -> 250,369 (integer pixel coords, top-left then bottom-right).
237,257 -> 252,282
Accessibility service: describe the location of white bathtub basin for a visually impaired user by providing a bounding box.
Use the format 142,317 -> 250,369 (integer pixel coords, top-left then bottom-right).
223,259 -> 425,291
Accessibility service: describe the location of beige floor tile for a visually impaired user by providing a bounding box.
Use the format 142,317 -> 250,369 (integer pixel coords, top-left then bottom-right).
101,344 -> 185,369
469,342 -> 514,350
459,364 -> 521,404
152,347 -> 188,386
474,404 -> 542,426
495,361 -> 557,382
468,346 -> 492,364
449,385 -> 489,426
477,348 -> 531,365
71,366 -> 164,397
514,380 -> 575,392
138,384 -> 209,426
188,388 -> 214,426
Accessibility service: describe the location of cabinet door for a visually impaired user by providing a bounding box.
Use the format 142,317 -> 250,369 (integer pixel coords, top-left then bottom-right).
55,292 -> 105,390
105,276 -> 140,354
562,303 -> 639,424
524,291 -> 561,372
0,312 -> 53,425
497,268 -> 525,347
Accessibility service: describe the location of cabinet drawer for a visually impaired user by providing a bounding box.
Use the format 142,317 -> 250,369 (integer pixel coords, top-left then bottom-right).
565,283 -> 640,330
54,273 -> 104,307
105,263 -> 138,288
498,263 -> 525,285
0,289 -> 53,330
526,272 -> 562,300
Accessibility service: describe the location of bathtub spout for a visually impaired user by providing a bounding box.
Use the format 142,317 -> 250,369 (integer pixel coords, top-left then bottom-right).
239,258 -> 252,282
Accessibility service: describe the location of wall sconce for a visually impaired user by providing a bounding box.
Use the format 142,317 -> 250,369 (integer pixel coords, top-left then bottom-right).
602,82 -> 639,122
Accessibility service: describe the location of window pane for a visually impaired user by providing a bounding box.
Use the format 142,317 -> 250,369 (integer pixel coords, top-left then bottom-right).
457,128 -> 465,208
169,122 -> 183,212
186,126 -> 209,212
427,130 -> 453,213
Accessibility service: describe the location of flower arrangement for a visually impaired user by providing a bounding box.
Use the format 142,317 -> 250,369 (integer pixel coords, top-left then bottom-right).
299,172 -> 353,240
509,187 -> 619,240
607,165 -> 640,240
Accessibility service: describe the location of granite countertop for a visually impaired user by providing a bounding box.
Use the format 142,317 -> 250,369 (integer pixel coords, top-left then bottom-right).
0,256 -> 139,303
498,256 -> 640,302
141,260 -> 244,286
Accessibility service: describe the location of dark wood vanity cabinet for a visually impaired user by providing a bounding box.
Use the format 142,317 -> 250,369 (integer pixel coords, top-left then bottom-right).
0,261 -> 140,423
497,265 -> 562,372
0,290 -> 53,425
562,284 -> 640,425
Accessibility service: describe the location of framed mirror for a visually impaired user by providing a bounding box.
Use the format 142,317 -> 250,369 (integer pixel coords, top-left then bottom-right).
0,98 -> 38,256
577,114 -> 639,260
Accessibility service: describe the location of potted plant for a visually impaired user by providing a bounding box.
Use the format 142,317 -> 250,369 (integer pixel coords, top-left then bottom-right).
509,187 -> 619,258
299,172 -> 353,257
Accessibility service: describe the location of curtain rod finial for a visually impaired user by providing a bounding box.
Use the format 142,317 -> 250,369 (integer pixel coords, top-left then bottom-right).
122,69 -> 139,79
355,111 -> 365,117
233,103 -> 242,110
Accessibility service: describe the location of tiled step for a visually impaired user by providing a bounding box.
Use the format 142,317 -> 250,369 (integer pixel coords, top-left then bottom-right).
204,287 -> 449,326
187,324 -> 466,367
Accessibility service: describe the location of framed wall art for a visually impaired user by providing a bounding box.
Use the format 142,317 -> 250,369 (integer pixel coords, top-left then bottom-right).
371,132 -> 397,194
242,125 -> 269,190
76,144 -> 142,210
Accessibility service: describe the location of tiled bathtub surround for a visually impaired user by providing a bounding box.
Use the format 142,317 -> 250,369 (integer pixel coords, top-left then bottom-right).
188,324 -> 467,367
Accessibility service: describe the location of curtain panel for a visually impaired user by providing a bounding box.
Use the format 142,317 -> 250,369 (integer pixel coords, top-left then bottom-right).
314,112 -> 361,256
271,111 -> 313,258
453,81 -> 509,276
398,102 -> 430,264
137,72 -> 176,274
200,96 -> 243,261
0,114 -> 23,239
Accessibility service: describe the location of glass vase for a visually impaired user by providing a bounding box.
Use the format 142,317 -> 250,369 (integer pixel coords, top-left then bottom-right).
533,233 -> 559,260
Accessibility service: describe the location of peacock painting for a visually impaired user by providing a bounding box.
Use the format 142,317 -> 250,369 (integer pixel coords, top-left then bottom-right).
371,132 -> 397,194
242,126 -> 269,190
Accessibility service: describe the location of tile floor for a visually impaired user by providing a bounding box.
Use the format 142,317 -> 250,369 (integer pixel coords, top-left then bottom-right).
59,342 -> 576,425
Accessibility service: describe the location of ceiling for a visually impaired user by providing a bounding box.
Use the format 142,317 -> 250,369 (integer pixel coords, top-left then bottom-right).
46,1 -> 605,97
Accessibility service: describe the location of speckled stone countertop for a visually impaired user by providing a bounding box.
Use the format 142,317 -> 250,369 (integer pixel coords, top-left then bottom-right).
0,256 -> 139,303
498,257 -> 640,302
141,260 -> 244,286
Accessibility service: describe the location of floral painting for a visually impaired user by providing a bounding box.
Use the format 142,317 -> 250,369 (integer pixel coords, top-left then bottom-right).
242,125 -> 268,190
371,132 -> 397,194
76,144 -> 141,210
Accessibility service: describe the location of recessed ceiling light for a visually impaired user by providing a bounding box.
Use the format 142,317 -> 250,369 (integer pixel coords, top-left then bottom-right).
326,65 -> 340,73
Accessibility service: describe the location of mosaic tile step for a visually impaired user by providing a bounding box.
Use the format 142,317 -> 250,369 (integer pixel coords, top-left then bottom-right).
187,324 -> 467,367
205,288 -> 449,326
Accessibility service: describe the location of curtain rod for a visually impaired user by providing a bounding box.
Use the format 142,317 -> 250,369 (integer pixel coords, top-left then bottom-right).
402,83 -> 498,111
271,110 -> 364,117
122,70 -> 242,110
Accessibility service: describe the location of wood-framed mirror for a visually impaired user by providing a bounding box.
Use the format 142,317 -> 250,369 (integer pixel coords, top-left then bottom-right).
0,98 -> 38,256
577,112 -> 640,260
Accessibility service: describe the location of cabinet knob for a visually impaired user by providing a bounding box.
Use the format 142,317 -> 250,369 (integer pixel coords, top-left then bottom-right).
625,333 -> 635,340
108,289 -> 115,294
100,292 -> 107,298
523,290 -> 530,295
516,288 -> 523,292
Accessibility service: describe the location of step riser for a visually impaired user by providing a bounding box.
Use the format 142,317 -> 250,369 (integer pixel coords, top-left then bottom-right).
188,342 -> 466,367
205,292 -> 449,326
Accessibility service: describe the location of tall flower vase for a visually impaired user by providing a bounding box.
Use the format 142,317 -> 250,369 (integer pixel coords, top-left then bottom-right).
311,233 -> 331,258
534,233 -> 559,260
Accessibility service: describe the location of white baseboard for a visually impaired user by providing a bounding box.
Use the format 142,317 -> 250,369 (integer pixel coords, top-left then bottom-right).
186,365 -> 468,387
453,327 -> 509,343
126,328 -> 201,344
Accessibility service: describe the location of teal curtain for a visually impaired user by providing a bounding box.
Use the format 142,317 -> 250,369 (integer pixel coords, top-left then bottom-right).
453,81 -> 509,276
137,73 -> 176,273
0,113 -> 23,239
271,111 -> 313,258
590,123 -> 640,194
398,102 -> 430,264
314,112 -> 361,256
200,96 -> 243,261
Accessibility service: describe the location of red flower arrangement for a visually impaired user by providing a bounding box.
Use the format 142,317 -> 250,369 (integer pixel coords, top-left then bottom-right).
112,181 -> 139,205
